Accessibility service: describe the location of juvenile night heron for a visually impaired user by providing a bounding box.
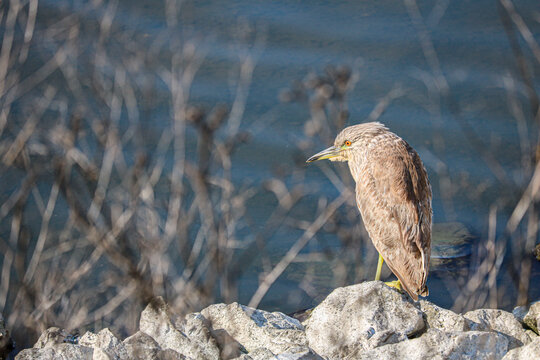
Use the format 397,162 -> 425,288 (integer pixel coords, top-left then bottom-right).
307,122 -> 432,300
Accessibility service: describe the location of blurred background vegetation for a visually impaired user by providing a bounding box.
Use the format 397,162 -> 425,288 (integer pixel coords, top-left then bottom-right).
0,0 -> 539,352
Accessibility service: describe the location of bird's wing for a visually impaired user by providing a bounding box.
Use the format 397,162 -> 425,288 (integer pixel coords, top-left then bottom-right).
360,138 -> 432,296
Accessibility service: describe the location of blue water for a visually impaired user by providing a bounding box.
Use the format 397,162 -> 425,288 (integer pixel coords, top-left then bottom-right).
5,0 -> 540,320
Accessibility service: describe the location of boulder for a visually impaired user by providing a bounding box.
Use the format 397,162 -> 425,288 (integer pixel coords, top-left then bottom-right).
156,348 -> 187,359
502,336 -> 540,359
231,346 -> 321,360
15,345 -> 93,360
11,285 -> 540,360
123,331 -> 161,359
513,301 -> 540,335
16,327 -> 93,360
357,328 -> 508,360
524,329 -> 538,342
16,327 -> 130,360
205,327 -> 246,359
180,313 -> 222,358
419,300 -> 470,332
79,328 -> 128,359
201,302 -> 307,355
139,297 -> 218,359
232,347 -> 276,360
33,327 -> 71,349
273,346 -> 323,359
465,309 -> 532,349
304,281 -> 425,358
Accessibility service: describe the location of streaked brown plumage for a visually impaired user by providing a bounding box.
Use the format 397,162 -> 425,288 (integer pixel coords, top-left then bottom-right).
307,122 -> 432,300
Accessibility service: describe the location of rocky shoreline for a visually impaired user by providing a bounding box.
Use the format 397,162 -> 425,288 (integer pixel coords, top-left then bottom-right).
11,281 -> 540,359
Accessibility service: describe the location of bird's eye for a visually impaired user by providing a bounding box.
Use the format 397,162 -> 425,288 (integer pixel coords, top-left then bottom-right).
344,140 -> 352,146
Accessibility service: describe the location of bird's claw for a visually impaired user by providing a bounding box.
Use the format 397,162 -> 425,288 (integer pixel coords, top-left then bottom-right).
384,280 -> 402,292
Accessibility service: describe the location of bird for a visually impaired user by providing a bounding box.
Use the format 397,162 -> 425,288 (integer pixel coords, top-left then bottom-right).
306,122 -> 432,300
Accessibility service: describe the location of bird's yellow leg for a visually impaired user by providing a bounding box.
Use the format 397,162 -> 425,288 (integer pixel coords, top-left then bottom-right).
375,253 -> 383,281
375,254 -> 403,292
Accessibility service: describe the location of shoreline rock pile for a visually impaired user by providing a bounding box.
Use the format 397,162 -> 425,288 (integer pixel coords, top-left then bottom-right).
14,282 -> 540,359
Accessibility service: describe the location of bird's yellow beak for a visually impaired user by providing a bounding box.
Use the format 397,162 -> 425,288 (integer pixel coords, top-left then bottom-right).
306,145 -> 340,162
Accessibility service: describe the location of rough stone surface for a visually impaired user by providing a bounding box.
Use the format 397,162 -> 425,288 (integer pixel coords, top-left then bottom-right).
209,327 -> 246,359
123,331 -> 161,359
33,327 -> 70,349
15,326 -> 134,360
157,348 -> 187,359
274,346 -> 323,360
502,336 -> 540,359
15,327 -> 93,360
201,302 -> 306,355
180,312 -> 222,359
234,346 -> 322,360
12,283 -> 539,360
16,343 -> 93,360
513,306 -> 527,321
513,301 -> 540,335
232,347 -> 276,360
79,328 -> 128,359
524,330 -> 538,342
357,328 -> 508,360
419,300 -> 470,331
304,281 -> 425,358
465,309 -> 532,349
140,296 -> 218,359
14,348 -> 55,360
503,337 -> 540,360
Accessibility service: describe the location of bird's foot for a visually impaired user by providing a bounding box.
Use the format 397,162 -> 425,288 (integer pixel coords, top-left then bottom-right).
384,280 -> 402,292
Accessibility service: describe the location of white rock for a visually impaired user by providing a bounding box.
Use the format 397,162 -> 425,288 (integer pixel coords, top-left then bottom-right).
181,313 -> 221,359
124,332 -> 187,359
513,306 -> 528,324
275,346 -> 323,360
513,302 -> 540,335
123,331 -> 161,359
231,346 -> 321,360
304,282 -> 425,359
139,297 -> 215,359
232,347 -> 276,360
502,336 -> 540,359
19,327 -> 129,360
16,343 -> 93,360
419,300 -> 470,331
231,355 -> 254,360
201,302 -> 306,355
465,309 -> 531,349
209,327 -> 247,358
15,348 -> 55,360
15,292 -> 538,360
358,329 -> 508,360
92,347 -> 112,360
524,303 -> 540,334
33,327 -> 70,349
79,328 -> 128,359
525,330 -> 538,342
16,327 -> 93,360
157,348 -> 187,359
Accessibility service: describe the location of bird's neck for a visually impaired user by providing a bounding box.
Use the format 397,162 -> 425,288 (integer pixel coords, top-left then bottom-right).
347,151 -> 366,184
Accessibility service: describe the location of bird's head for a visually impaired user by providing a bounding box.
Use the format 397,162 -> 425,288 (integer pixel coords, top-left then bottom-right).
306,122 -> 388,163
